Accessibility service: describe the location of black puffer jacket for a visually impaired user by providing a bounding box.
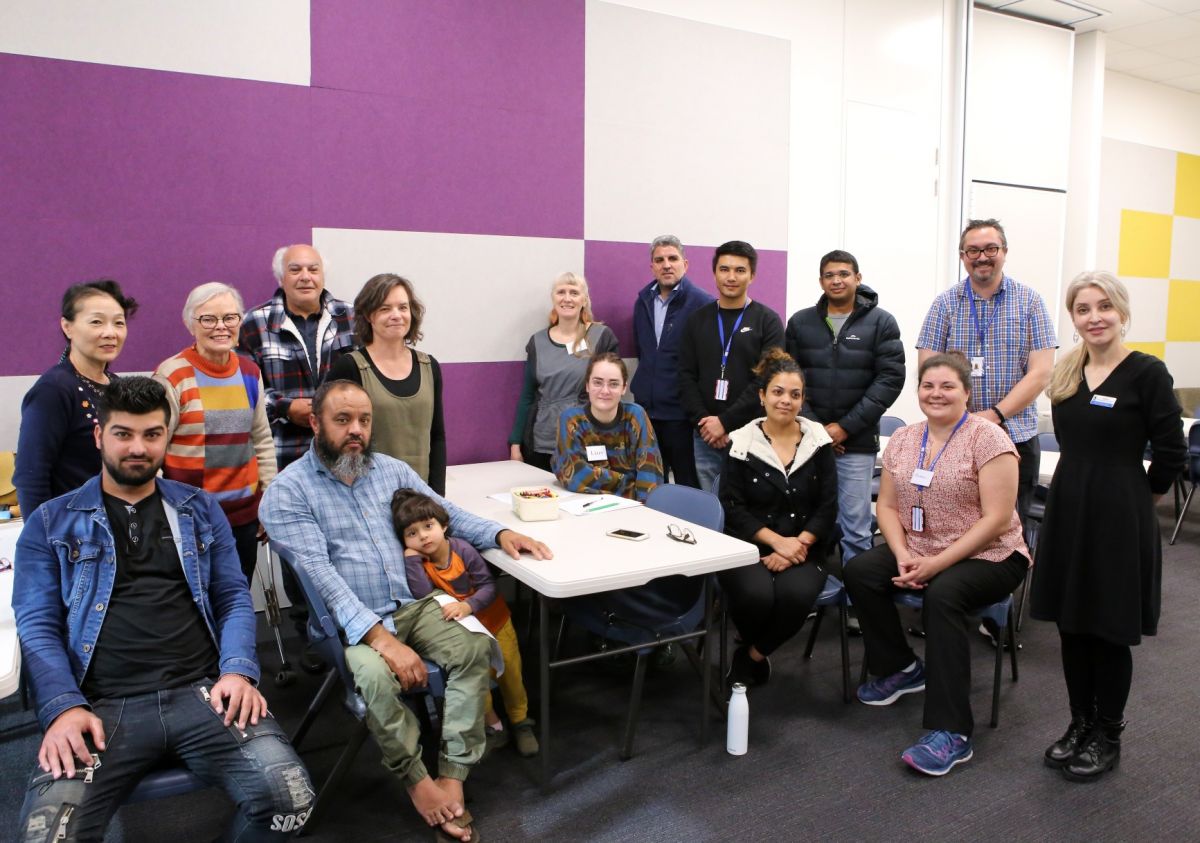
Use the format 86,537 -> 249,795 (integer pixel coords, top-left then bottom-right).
784,285 -> 905,454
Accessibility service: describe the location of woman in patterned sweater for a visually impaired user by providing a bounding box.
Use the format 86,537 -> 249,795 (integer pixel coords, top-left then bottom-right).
154,282 -> 277,582
553,352 -> 663,502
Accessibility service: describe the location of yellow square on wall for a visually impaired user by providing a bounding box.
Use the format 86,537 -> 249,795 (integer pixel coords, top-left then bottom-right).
1166,280 -> 1200,342
1176,152 -> 1200,219
1126,341 -> 1165,359
1119,210 -> 1173,278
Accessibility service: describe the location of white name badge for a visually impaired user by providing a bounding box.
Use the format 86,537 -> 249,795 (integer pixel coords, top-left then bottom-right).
910,468 -> 934,487
714,379 -> 729,401
586,444 -> 608,462
970,356 -> 985,377
1090,394 -> 1117,408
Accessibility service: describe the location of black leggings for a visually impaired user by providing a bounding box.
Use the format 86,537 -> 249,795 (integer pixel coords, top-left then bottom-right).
718,560 -> 827,657
1059,630 -> 1132,722
231,520 -> 261,586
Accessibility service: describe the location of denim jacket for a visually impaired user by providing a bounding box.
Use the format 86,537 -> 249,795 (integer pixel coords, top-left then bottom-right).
14,476 -> 260,731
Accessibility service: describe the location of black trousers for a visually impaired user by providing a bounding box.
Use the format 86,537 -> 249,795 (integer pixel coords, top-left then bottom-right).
1059,630 -> 1132,722
1014,434 -> 1040,524
844,544 -> 1027,736
650,418 -> 700,488
718,559 -> 828,657
231,520 -> 261,586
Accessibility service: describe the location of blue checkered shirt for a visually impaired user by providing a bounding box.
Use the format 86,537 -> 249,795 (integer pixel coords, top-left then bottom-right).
260,447 -> 505,645
916,276 -> 1056,444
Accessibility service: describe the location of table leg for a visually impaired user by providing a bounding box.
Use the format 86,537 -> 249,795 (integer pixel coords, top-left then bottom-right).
701,575 -> 712,746
539,593 -> 550,788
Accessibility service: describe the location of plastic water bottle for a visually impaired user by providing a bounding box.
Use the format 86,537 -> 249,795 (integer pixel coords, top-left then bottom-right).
727,683 -> 749,755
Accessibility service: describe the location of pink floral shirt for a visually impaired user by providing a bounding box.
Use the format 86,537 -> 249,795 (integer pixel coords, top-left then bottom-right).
882,415 -> 1030,564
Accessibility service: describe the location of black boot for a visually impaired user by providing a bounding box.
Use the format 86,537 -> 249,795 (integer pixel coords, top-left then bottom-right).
1044,708 -> 1095,769
1062,719 -> 1124,783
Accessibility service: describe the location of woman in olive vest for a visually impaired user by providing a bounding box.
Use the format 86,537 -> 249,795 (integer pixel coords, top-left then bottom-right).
329,273 -> 446,493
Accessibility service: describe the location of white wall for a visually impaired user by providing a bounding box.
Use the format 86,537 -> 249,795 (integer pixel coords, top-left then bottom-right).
1103,71 -> 1200,156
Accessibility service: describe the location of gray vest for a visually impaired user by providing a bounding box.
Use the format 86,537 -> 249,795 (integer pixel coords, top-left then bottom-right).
531,324 -> 606,454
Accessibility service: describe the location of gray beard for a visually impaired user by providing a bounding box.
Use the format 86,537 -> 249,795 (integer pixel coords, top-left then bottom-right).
315,433 -> 373,483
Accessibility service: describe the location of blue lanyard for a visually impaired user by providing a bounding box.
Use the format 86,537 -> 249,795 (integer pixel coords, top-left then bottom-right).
716,304 -> 749,377
965,280 -> 1003,356
913,411 -> 969,490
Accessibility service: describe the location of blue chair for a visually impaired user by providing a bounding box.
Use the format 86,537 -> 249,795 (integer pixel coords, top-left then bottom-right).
556,484 -> 722,760
1169,425 -> 1200,545
123,765 -> 210,805
858,592 -> 1017,728
277,549 -> 444,835
801,575 -> 851,703
879,415 -> 906,436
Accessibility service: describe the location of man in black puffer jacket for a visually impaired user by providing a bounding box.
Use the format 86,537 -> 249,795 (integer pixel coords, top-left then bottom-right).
785,249 -> 905,563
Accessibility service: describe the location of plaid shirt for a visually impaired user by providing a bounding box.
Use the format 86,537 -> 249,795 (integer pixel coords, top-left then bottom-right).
259,448 -> 506,645
238,288 -> 355,467
916,276 -> 1056,443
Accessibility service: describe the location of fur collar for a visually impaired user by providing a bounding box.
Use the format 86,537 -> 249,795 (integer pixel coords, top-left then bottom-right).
728,415 -> 832,476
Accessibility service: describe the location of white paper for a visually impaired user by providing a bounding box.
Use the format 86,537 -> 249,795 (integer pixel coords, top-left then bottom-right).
559,494 -> 642,517
431,593 -> 504,675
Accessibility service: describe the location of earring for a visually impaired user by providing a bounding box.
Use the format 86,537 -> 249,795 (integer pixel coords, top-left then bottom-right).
1072,331 -> 1079,343
1121,324 -> 1127,337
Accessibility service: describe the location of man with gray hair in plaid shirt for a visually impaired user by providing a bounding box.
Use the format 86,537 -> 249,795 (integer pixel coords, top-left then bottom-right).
916,219 -> 1057,526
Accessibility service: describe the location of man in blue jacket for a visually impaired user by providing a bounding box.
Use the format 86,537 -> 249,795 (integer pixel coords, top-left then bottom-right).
631,235 -> 714,487
785,250 -> 905,562
14,377 -> 312,841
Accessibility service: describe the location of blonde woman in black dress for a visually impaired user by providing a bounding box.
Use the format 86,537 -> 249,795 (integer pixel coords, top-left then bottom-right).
1030,271 -> 1185,782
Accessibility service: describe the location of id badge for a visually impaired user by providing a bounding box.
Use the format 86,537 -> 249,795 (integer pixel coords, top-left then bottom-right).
909,468 -> 934,487
911,506 -> 925,532
970,356 -> 985,378
1090,394 -> 1117,408
714,379 -> 729,401
585,444 -> 608,462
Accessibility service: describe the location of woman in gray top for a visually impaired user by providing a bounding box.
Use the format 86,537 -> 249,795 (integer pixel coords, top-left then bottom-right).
508,272 -> 619,471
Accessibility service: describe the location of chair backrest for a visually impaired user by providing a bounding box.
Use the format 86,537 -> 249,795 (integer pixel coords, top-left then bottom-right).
644,483 -> 723,531
1038,431 -> 1059,452
879,416 -> 906,436
1189,424 -> 1200,481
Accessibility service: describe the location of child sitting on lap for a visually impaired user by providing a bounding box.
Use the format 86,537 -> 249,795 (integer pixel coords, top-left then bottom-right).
392,488 -> 539,758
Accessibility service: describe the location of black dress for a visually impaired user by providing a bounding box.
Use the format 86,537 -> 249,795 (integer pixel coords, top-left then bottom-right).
1030,352 -> 1186,645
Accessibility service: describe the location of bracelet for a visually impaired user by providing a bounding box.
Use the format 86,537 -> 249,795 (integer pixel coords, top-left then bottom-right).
991,405 -> 1006,423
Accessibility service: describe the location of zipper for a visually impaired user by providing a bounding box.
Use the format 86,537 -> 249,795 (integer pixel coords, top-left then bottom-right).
55,806 -> 74,840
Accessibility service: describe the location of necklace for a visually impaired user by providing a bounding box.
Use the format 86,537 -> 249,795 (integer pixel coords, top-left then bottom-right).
71,364 -> 112,424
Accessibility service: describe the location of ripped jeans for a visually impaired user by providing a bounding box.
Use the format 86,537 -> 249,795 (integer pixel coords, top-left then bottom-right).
19,680 -> 314,842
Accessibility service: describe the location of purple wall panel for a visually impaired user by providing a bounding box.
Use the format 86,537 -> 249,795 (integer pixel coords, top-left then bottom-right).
0,216 -> 310,376
583,240 -> 789,354
0,54 -> 312,229
311,0 -> 584,115
308,86 -> 582,239
441,360 -> 525,465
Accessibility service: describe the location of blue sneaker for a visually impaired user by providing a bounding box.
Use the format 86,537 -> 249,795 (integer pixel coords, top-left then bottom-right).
857,660 -> 926,705
902,730 -> 974,776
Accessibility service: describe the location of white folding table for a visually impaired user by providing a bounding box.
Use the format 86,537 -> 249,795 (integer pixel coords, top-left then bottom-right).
444,461 -> 757,783
1,520 -> 24,699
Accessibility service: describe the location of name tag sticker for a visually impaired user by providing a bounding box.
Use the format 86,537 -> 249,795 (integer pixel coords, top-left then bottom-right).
585,445 -> 608,462
714,379 -> 729,401
1090,394 -> 1117,408
970,356 -> 985,378
910,468 -> 934,487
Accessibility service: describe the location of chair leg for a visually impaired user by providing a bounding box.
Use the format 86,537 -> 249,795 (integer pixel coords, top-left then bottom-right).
1169,485 -> 1195,545
1015,565 -> 1032,633
1007,605 -> 1020,683
297,720 -> 369,836
290,668 -> 339,749
619,652 -> 650,761
803,606 -> 826,659
838,604 -> 851,704
990,624 -> 1003,729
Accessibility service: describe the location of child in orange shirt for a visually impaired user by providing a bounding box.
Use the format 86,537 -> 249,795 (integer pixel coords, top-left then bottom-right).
392,488 -> 538,757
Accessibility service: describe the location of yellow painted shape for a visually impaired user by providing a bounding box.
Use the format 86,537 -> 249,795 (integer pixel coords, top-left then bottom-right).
1118,210 -> 1173,278
1166,279 -> 1200,342
1125,341 -> 1165,359
1176,152 -> 1200,218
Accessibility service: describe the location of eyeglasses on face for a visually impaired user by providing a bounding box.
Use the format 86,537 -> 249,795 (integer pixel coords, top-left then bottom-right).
821,270 -> 854,281
194,313 -> 243,329
961,245 -> 1002,259
666,523 -> 697,544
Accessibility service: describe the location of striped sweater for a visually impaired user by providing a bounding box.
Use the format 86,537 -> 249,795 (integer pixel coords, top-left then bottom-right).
154,347 -> 277,526
553,402 -> 663,502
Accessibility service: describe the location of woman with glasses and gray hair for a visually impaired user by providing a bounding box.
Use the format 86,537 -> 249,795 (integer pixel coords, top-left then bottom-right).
153,282 -> 276,582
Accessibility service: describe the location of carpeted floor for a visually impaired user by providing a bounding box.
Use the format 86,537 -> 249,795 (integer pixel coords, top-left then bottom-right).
2,503 -> 1197,842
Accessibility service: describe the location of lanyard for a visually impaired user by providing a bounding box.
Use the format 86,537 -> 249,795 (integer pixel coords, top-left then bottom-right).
912,411 -> 969,491
715,304 -> 750,378
965,280 -> 1003,356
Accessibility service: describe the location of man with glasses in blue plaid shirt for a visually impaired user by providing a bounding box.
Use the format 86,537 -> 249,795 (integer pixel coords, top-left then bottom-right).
916,219 -> 1057,526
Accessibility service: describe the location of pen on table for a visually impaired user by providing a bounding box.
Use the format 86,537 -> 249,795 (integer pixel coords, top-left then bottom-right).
582,498 -> 607,509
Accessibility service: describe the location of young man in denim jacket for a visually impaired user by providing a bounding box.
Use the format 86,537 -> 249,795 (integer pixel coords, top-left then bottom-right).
14,377 -> 312,841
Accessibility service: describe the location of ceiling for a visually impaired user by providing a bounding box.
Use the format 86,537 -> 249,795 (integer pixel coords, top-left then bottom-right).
976,0 -> 1200,93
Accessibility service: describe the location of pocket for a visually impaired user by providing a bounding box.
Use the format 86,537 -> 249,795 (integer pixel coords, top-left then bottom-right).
193,682 -> 284,744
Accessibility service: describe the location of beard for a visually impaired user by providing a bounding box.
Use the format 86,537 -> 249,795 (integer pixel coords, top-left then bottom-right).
102,452 -> 162,487
315,427 -> 373,482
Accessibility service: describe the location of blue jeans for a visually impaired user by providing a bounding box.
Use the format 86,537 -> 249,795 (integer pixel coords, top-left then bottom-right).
692,432 -> 728,495
835,451 -> 876,561
19,680 -> 313,842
